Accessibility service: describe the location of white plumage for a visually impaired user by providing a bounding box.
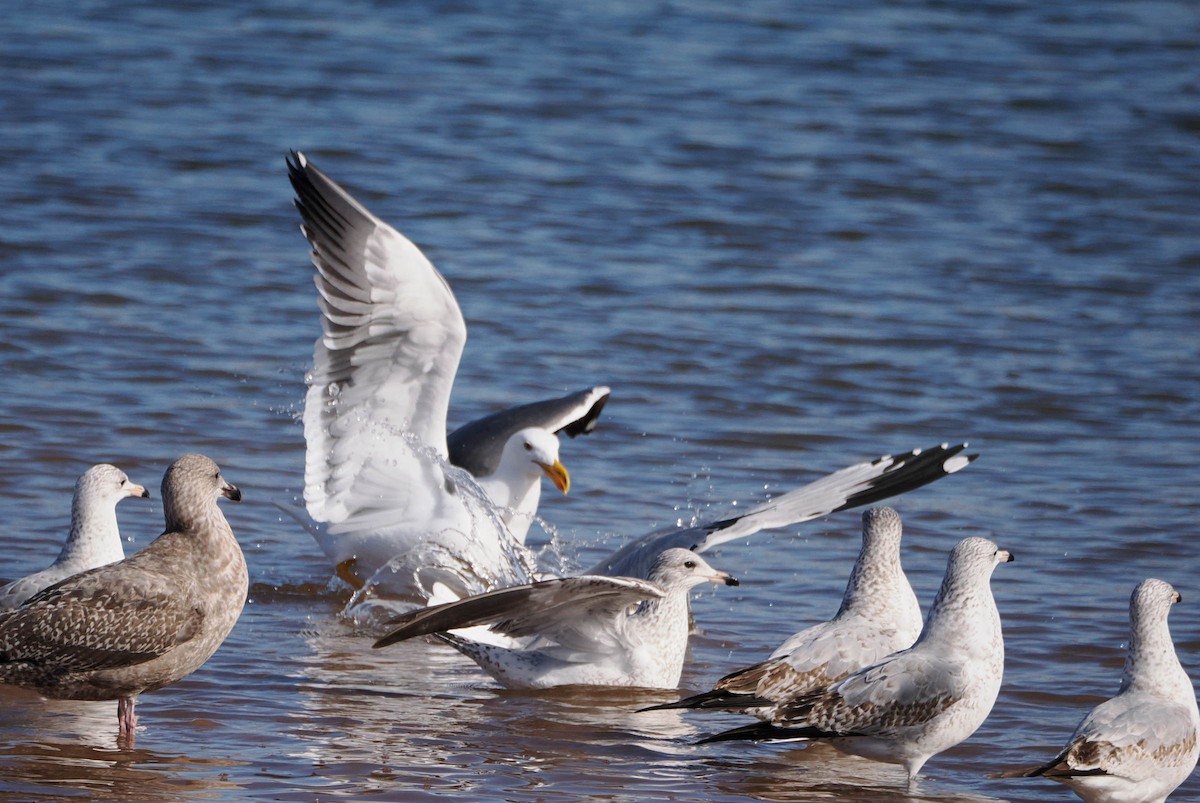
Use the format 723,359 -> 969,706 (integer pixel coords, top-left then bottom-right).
374,548 -> 738,689
703,536 -> 1013,784
0,464 -> 149,611
995,578 -> 1199,803
287,152 -> 606,601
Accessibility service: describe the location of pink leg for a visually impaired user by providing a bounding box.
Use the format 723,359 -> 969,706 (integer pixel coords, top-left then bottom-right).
117,695 -> 138,744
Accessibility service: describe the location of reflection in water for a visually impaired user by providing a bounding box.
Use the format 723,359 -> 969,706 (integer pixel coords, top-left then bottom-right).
0,689 -> 247,800
703,745 -> 1012,802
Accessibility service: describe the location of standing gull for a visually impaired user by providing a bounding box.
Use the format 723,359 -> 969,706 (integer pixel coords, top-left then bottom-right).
994,578 -> 1199,803
373,548 -> 738,689
644,506 -> 921,715
287,151 -> 608,598
0,464 -> 149,611
702,537 -> 1013,785
0,454 -> 248,745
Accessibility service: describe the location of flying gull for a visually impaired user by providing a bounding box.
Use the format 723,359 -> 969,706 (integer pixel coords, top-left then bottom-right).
0,464 -> 149,611
0,454 -> 248,745
373,548 -> 738,689
993,578 -> 1199,803
701,537 -> 1013,785
287,151 -> 608,598
643,506 -> 921,715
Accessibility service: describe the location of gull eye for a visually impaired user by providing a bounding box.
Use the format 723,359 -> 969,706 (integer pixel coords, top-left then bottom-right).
523,442 -> 533,451
684,560 -> 696,569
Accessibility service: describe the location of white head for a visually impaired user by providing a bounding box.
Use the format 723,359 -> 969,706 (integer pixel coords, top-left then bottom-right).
503,427 -> 570,493
946,536 -> 1014,579
648,548 -> 739,592
75,463 -> 150,509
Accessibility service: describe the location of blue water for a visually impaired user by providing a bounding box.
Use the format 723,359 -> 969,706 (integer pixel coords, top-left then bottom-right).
1,1 -> 1198,800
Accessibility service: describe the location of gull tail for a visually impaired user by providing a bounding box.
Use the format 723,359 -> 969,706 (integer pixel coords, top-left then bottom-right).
697,721 -> 828,745
640,689 -> 773,713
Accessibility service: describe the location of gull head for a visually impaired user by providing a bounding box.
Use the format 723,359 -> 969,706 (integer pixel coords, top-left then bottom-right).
949,536 -> 1014,577
78,463 -> 151,505
508,427 -> 570,494
1131,578 -> 1181,626
648,548 -> 739,592
162,454 -> 242,531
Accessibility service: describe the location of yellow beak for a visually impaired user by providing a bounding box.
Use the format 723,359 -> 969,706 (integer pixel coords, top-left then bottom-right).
537,459 -> 570,494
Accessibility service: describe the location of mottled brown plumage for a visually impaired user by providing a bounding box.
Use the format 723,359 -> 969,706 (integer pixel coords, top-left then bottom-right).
0,454 -> 247,745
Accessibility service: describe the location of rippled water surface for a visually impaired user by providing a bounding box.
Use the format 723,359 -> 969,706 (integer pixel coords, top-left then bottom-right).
2,1 -> 1199,800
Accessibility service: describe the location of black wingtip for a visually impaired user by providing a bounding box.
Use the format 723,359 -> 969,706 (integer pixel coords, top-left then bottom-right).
831,441 -> 979,514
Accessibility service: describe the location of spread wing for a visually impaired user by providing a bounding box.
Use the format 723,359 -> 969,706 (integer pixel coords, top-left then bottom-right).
448,386 -> 611,477
590,443 -> 976,579
287,151 -> 467,529
374,575 -> 663,653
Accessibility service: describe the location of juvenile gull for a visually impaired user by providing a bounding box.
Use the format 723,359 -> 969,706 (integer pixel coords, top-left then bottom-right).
644,506 -> 921,715
0,454 -> 247,744
994,578 -> 1199,803
373,548 -> 738,689
702,537 -> 1013,784
287,151 -> 607,597
0,464 -> 149,611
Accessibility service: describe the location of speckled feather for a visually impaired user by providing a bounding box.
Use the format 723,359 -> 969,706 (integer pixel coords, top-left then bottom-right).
0,455 -> 247,711
996,579 -> 1199,803
703,537 -> 1012,781
655,507 -> 920,714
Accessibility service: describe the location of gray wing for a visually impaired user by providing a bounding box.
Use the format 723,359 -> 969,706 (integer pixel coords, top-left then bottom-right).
775,649 -> 964,734
1029,695 -> 1200,781
589,442 -> 976,579
448,386 -> 611,477
374,574 -> 662,648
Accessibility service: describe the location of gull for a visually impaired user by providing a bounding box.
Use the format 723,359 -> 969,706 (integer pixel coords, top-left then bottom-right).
0,454 -> 248,745
993,578 -> 1199,803
287,151 -> 608,598
0,464 -> 149,611
373,548 -> 738,689
701,537 -> 1013,784
643,506 -> 921,715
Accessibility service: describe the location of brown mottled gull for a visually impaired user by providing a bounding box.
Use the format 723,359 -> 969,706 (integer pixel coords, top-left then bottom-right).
0,464 -> 149,611
0,454 -> 247,744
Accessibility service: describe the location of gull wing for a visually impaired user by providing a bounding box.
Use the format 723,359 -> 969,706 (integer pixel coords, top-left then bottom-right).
374,574 -> 663,651
590,443 -> 976,579
288,152 -> 467,528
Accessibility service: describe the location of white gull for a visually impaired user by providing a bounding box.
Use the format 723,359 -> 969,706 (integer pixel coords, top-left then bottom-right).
373,548 -> 738,689
701,536 -> 1013,785
644,506 -> 921,715
287,151 -> 607,599
0,464 -> 149,611
994,578 -> 1199,803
